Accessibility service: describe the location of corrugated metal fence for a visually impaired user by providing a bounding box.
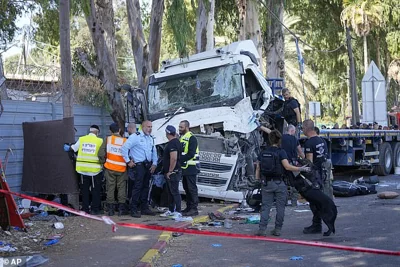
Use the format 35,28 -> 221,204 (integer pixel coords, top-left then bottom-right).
0,100 -> 113,193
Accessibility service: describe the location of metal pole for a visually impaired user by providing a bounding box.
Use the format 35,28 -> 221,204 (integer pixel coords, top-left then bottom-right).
372,79 -> 376,124
313,102 -> 317,126
301,74 -> 308,119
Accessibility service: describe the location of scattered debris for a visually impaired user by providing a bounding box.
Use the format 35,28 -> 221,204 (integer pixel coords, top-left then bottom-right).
172,264 -> 183,267
290,256 -> 304,260
172,232 -> 183,237
208,212 -> 225,221
236,207 -> 254,212
245,215 -> 260,224
208,221 -> 222,227
294,210 -> 311,213
377,191 -> 399,199
231,215 -> 248,221
0,244 -> 17,252
53,222 -> 64,229
47,234 -> 64,240
174,216 -> 193,222
43,239 -> 59,246
224,219 -> 233,229
212,243 -> 222,247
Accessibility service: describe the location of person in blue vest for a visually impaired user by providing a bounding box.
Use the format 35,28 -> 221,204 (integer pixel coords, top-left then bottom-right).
121,120 -> 158,218
63,125 -> 103,215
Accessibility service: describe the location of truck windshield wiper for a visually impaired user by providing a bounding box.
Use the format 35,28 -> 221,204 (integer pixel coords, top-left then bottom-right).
157,106 -> 187,130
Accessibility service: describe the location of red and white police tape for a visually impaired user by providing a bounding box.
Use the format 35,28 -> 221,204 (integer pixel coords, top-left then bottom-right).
1,189 -> 400,257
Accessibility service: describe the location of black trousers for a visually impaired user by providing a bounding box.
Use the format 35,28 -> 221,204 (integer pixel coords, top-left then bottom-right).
310,169 -> 324,226
127,168 -> 135,203
130,164 -> 151,212
182,174 -> 199,210
81,173 -> 102,212
166,172 -> 182,213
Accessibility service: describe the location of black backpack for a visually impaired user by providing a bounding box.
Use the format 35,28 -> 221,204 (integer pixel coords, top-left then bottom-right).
260,148 -> 284,177
283,98 -> 301,119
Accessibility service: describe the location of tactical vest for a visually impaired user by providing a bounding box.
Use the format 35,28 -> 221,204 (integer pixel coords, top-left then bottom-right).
180,131 -> 199,169
76,135 -> 103,174
104,135 -> 127,172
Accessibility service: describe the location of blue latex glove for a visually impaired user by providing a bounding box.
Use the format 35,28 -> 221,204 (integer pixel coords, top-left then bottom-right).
63,144 -> 71,152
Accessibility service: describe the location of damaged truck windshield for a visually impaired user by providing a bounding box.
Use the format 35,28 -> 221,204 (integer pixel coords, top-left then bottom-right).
148,63 -> 244,114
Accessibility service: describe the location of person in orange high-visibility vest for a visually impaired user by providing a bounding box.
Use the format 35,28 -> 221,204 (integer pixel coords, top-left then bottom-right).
99,123 -> 128,216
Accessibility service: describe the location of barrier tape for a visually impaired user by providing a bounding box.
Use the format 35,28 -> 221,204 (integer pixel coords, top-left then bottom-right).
1,189 -> 400,256
0,189 -> 118,232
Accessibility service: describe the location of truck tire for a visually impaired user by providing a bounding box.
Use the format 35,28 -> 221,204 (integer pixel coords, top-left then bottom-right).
373,142 -> 393,176
391,142 -> 400,169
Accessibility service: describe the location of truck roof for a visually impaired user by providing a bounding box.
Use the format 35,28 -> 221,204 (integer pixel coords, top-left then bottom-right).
152,40 -> 261,79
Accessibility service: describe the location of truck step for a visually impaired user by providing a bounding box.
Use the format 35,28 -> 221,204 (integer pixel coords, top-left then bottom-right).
363,151 -> 379,156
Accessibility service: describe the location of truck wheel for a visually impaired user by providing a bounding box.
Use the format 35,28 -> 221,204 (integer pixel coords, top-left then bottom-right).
373,142 -> 393,176
391,142 -> 400,168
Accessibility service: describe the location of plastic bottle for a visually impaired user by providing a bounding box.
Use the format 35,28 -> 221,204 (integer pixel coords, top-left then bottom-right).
40,211 -> 48,217
224,218 -> 233,229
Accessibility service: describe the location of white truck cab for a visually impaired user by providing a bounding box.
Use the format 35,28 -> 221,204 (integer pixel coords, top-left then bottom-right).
147,40 -> 274,202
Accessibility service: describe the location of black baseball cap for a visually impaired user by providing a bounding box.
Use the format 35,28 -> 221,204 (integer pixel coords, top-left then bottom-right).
165,125 -> 176,135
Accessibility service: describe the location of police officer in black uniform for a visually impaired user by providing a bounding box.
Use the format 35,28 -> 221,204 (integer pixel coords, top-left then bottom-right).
302,119 -> 329,234
282,88 -> 302,130
256,130 -> 311,237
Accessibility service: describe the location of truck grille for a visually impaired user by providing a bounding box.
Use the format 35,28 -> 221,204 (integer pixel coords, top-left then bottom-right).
200,162 -> 233,172
197,175 -> 228,187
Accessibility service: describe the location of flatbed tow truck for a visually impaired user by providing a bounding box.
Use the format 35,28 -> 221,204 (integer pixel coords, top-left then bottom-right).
300,129 -> 400,176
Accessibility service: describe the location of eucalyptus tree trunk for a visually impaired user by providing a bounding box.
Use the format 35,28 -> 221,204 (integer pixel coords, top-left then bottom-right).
78,0 -> 125,129
196,0 -> 215,52
237,0 -> 247,40
126,0 -> 164,90
363,35 -> 368,73
346,27 -> 360,124
0,57 -> 6,117
376,35 -> 381,71
148,0 -> 165,73
59,0 -> 73,119
245,0 -> 262,69
264,0 -> 284,79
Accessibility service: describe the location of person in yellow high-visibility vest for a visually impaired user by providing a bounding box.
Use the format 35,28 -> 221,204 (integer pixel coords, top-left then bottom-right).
178,120 -> 200,216
98,123 -> 128,216
64,125 -> 103,215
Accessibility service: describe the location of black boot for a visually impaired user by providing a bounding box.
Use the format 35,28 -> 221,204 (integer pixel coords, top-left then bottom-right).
108,203 -> 115,216
303,224 -> 322,234
118,203 -> 128,216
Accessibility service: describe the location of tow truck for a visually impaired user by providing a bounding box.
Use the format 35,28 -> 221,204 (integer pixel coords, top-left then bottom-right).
300,129 -> 400,176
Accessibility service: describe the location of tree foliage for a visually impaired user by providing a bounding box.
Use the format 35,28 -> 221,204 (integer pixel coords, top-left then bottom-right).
4,0 -> 400,124
166,0 -> 193,57
0,1 -> 32,47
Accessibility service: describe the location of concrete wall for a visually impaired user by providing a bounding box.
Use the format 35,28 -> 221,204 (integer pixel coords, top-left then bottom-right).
0,100 -> 113,193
